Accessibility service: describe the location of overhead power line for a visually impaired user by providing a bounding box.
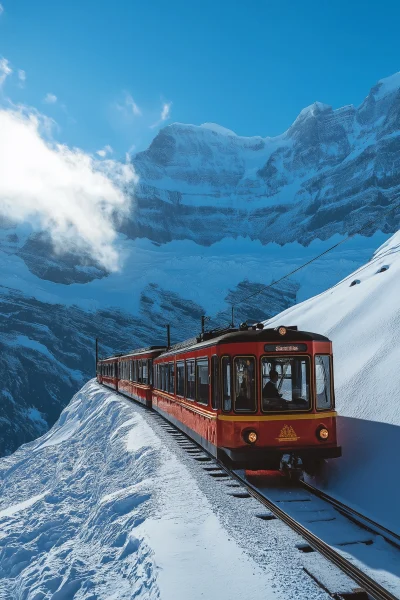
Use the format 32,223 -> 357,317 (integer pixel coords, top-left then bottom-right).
230,198 -> 400,311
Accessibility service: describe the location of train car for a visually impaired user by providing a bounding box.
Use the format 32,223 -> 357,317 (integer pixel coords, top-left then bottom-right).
97,356 -> 119,391
152,325 -> 341,473
115,346 -> 166,407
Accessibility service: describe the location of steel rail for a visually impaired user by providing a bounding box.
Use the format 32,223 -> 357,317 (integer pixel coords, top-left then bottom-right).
108,385 -> 399,600
222,468 -> 398,600
300,480 -> 400,550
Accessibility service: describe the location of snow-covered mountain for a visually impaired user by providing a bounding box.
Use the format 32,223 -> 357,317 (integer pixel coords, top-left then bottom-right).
2,71 -> 400,455
0,276 -> 299,456
266,230 -> 400,534
129,73 -> 400,247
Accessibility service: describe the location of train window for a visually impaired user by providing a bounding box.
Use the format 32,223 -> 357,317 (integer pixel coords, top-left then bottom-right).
133,360 -> 138,382
161,364 -> 168,392
261,357 -> 310,412
168,363 -> 175,394
186,360 -> 195,400
234,357 -> 256,412
138,360 -> 143,384
143,360 -> 149,385
149,359 -> 153,385
211,356 -> 219,410
222,357 -> 232,411
315,355 -> 332,410
176,362 -> 185,396
196,359 -> 209,405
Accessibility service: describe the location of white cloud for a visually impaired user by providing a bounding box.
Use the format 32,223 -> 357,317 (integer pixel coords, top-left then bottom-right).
44,93 -> 57,104
0,57 -> 12,87
115,92 -> 142,119
0,107 -> 137,271
126,93 -> 141,116
150,100 -> 172,129
17,69 -> 26,88
0,4 -> 4,16
96,144 -> 113,158
161,101 -> 172,121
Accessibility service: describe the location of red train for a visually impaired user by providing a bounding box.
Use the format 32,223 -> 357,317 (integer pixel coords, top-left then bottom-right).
97,324 -> 341,473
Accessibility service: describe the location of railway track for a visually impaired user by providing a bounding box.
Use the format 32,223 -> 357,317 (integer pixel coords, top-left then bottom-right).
230,469 -> 399,600
115,388 -> 400,600
161,426 -> 400,600
300,481 -> 400,551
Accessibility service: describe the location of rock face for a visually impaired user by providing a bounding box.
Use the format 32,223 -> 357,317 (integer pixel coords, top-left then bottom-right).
1,71 -> 399,455
128,75 -> 400,247
0,279 -> 296,456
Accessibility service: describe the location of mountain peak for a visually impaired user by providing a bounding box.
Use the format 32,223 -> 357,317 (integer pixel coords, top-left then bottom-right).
296,101 -> 332,120
373,71 -> 400,101
199,123 -> 237,136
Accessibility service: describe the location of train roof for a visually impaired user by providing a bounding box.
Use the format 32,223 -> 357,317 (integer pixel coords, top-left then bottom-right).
158,326 -> 331,358
98,327 -> 331,363
99,345 -> 166,361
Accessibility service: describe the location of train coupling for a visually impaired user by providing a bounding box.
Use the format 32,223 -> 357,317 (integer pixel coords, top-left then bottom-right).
280,453 -> 304,481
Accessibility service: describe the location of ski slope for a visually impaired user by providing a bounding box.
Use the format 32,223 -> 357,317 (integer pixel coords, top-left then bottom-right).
266,231 -> 400,535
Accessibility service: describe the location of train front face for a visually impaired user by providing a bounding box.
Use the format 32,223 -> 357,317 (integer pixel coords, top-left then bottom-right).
217,335 -> 341,471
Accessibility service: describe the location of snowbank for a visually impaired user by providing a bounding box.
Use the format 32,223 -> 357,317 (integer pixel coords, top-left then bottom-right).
0,382 -> 331,600
266,231 -> 400,535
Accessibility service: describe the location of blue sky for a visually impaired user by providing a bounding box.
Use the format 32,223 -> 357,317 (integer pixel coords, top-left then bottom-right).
1,0 -> 400,158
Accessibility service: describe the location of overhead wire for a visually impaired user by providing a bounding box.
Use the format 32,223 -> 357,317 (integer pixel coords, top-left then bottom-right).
228,198 -> 400,313
101,196 -> 400,356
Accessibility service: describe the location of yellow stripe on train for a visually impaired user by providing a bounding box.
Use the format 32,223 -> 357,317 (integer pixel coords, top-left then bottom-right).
217,411 -> 337,422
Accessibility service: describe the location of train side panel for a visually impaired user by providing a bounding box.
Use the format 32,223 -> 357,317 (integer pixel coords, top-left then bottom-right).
152,391 -> 218,455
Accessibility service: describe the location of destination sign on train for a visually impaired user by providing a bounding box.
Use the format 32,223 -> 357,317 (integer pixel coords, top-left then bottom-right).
264,344 -> 307,352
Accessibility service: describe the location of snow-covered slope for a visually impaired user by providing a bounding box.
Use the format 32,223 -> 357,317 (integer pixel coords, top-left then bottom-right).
2,70 -> 400,457
0,382 -> 333,600
130,73 -> 400,247
2,225 -> 387,455
266,231 -> 400,534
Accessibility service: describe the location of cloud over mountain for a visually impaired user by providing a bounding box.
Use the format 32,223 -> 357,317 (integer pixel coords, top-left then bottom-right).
0,107 -> 137,271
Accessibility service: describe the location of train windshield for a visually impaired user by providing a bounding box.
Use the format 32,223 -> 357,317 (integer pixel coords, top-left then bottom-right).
261,356 -> 310,412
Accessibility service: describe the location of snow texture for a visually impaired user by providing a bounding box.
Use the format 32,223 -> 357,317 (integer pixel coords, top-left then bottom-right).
266,230 -> 400,535
0,382 -> 334,600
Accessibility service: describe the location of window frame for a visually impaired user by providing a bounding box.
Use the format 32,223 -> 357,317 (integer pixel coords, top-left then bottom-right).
315,354 -> 334,411
260,354 -> 313,414
142,359 -> 149,385
186,359 -> 196,401
176,361 -> 185,397
211,355 -> 219,410
167,362 -> 175,394
233,355 -> 257,414
195,357 -> 209,406
221,355 -> 233,413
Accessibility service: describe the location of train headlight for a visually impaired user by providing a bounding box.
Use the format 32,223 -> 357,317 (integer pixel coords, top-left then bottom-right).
278,326 -> 287,336
317,427 -> 329,440
243,430 -> 258,444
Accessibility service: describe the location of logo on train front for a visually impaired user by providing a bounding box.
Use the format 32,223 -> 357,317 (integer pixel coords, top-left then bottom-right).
277,424 -> 298,441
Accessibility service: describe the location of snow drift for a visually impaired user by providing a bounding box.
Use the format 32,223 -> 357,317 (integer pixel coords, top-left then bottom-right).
0,382 -> 331,600
266,231 -> 400,535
